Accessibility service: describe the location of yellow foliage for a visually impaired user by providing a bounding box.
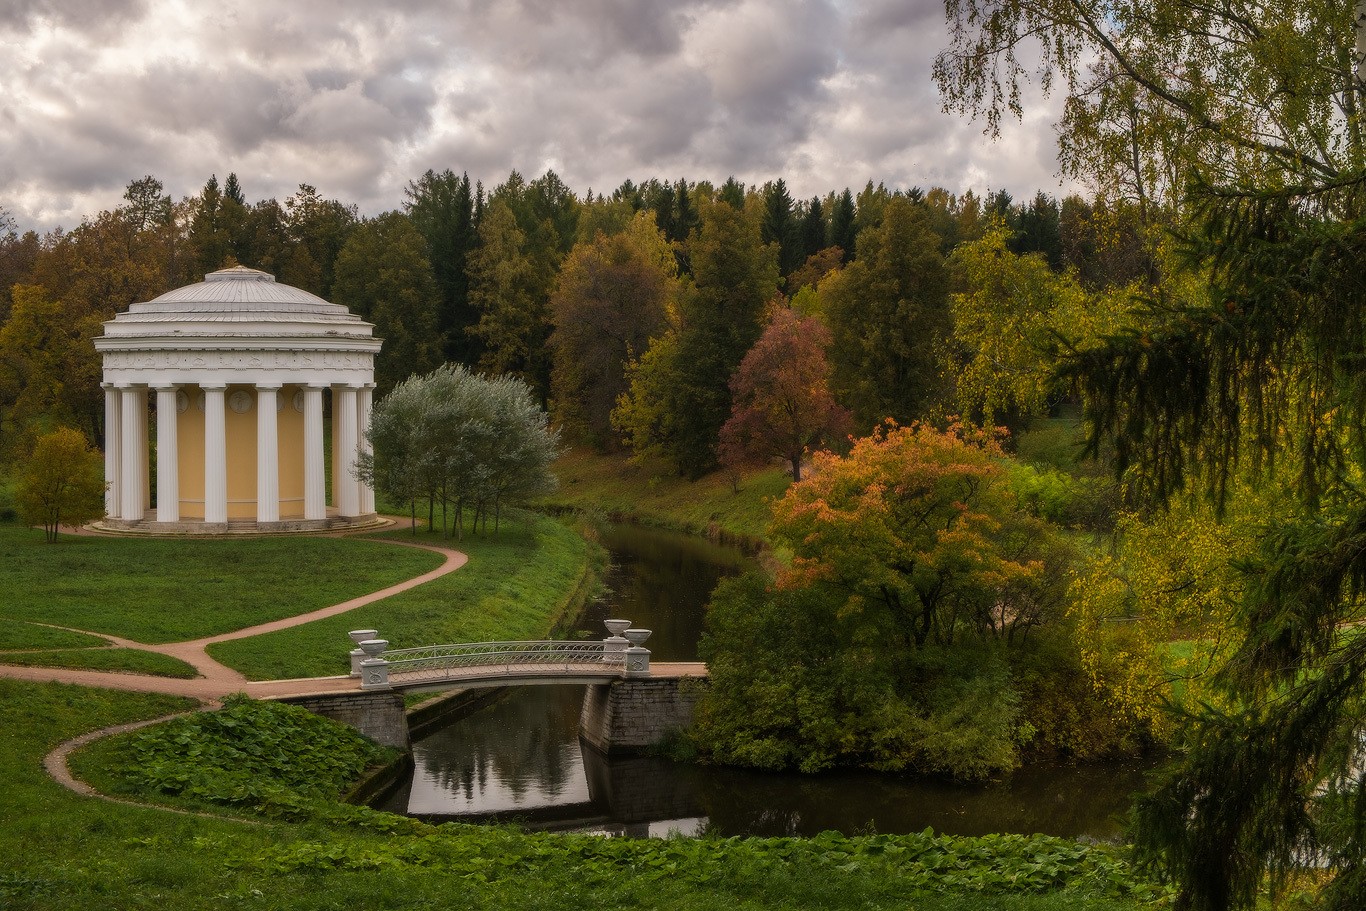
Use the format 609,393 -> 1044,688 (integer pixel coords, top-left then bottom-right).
1068,490 -> 1275,731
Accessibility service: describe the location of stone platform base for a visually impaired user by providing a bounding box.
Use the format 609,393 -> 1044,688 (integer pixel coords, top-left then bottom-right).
88,514 -> 391,536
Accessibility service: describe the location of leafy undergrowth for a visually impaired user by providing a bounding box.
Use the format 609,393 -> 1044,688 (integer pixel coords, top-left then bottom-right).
74,695 -> 1168,908
0,647 -> 198,677
100,695 -> 397,808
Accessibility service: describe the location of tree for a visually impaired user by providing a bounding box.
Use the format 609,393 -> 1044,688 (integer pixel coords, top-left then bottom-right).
771,422 -> 1062,651
821,196 -> 952,428
798,196 -> 827,264
718,306 -> 850,482
16,427 -> 105,541
947,222 -> 1132,424
0,285 -> 105,453
357,364 -> 558,537
548,212 -> 676,449
331,212 -> 444,394
613,194 -> 780,476
762,178 -> 802,277
467,197 -> 557,405
938,3 -> 1366,907
281,184 -> 356,298
935,0 -> 1361,212
188,174 -> 234,275
829,188 -> 857,263
121,176 -> 172,232
695,421 -> 1088,778
404,169 -> 478,363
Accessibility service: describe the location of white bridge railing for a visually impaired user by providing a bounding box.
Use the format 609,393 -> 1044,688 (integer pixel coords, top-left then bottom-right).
347,620 -> 652,691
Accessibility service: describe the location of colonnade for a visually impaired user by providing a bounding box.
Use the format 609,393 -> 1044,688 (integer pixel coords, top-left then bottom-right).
101,381 -> 376,527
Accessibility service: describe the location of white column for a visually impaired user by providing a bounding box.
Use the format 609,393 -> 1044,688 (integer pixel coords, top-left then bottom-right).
154,385 -> 180,522
335,384 -> 360,518
357,383 -> 376,515
256,384 -> 280,523
203,384 -> 228,524
304,385 -> 326,521
138,395 -> 150,512
103,384 -> 121,518
119,385 -> 145,521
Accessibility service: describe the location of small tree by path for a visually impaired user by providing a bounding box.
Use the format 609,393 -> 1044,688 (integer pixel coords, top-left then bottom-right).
17,427 -> 105,542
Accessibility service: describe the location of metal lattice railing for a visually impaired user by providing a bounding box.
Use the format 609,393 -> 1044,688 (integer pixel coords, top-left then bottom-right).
377,640 -> 625,685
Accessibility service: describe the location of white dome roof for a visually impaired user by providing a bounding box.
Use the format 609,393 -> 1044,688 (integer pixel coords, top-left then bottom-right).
95,266 -> 381,389
104,266 -> 368,332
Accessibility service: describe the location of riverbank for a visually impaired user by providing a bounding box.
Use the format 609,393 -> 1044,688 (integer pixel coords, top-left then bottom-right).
20,683 -> 1162,911
541,446 -> 790,545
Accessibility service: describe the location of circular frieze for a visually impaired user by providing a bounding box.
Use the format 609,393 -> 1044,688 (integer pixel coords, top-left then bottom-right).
196,393 -> 206,412
293,390 -> 305,413
276,393 -> 285,413
175,390 -> 189,414
228,390 -> 253,414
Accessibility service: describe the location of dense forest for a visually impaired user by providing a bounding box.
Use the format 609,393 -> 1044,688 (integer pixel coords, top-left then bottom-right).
0,169 -> 1152,470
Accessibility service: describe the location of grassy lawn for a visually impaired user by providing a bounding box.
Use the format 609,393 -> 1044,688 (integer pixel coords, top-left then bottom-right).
0,622 -> 108,650
0,680 -> 1156,911
0,647 -> 199,677
0,525 -> 443,643
542,446 -> 791,542
207,513 -> 596,680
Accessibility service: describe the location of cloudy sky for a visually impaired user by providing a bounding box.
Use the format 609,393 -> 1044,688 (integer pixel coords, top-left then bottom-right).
1,0 -> 1068,233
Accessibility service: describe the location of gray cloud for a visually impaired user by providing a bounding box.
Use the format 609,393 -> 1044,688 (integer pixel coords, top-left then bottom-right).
0,0 -> 1071,233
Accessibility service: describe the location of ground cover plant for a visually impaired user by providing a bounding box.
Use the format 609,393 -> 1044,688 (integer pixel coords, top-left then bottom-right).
207,512 -> 594,679
106,695 -> 396,808
0,525 -> 443,642
541,446 -> 790,542
53,684 -> 1163,911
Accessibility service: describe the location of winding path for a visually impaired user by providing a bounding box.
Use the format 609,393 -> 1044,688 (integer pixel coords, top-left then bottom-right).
0,524 -> 469,701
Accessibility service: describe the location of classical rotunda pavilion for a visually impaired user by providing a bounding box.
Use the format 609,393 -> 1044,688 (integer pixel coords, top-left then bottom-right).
93,266 -> 383,533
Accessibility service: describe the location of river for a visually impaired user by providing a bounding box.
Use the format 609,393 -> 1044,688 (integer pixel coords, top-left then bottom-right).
375,522 -> 1153,838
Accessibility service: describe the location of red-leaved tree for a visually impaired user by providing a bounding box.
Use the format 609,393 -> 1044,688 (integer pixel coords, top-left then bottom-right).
718,306 -> 850,482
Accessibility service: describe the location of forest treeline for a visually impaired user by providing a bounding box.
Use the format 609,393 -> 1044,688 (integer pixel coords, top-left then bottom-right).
0,169 -> 1154,472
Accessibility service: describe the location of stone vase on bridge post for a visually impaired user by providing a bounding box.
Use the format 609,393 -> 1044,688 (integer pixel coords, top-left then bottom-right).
623,628 -> 652,677
358,639 -> 390,691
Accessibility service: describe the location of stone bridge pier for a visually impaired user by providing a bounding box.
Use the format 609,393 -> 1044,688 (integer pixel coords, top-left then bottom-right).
579,676 -> 704,756
280,690 -> 411,750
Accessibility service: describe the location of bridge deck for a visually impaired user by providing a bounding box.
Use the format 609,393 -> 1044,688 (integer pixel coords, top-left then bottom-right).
385,660 -> 708,693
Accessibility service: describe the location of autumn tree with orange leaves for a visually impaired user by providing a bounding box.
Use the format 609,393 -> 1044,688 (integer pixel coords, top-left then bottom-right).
769,421 -> 1066,650
692,422 -> 1135,779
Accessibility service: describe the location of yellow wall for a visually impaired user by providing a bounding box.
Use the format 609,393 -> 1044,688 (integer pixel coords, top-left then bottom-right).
225,385 -> 258,520
178,387 -> 206,520
279,386 -> 305,518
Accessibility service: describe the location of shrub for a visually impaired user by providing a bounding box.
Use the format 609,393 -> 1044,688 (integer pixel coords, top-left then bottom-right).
119,695 -> 395,808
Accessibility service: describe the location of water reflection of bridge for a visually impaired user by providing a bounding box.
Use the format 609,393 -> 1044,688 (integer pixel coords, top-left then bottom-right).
382,686 -> 707,836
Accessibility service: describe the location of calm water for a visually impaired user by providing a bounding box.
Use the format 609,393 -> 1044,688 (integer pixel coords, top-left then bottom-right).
377,523 -> 1153,838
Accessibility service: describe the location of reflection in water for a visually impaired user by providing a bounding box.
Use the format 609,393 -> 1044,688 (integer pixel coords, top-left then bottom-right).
379,522 -> 1155,838
387,685 -> 1151,839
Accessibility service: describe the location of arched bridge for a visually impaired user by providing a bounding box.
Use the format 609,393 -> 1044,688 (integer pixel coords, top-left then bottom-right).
348,621 -> 658,693
284,622 -> 703,753
355,639 -> 653,692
